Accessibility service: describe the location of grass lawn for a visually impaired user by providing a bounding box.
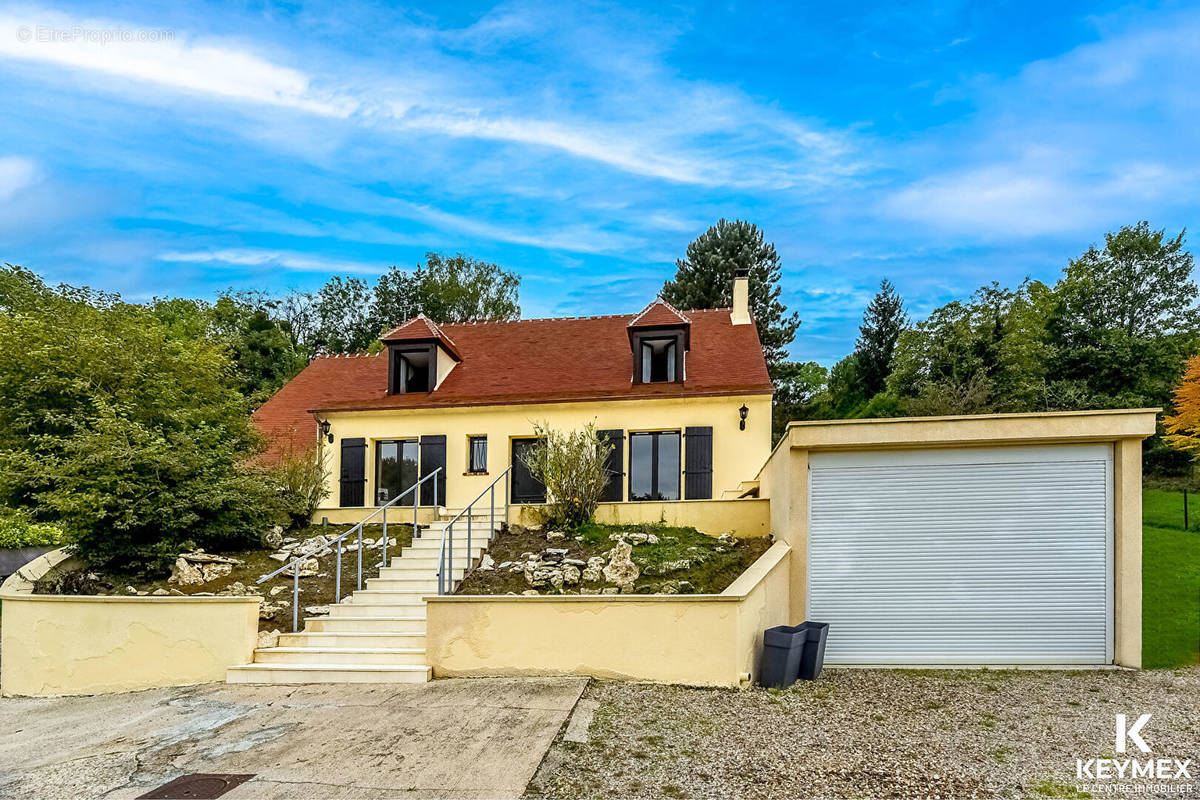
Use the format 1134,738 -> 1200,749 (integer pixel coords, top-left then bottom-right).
1143,488 -> 1200,668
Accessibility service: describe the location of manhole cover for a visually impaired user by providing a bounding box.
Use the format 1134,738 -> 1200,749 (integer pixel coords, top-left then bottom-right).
137,773 -> 254,799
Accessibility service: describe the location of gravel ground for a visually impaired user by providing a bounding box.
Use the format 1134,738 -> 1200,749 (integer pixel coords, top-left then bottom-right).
525,668 -> 1200,799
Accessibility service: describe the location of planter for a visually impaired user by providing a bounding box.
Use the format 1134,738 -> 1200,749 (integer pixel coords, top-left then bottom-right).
0,547 -> 56,580
759,624 -> 808,689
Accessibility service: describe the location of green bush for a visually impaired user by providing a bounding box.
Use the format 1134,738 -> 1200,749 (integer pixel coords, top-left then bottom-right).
270,444 -> 331,529
519,421 -> 611,529
0,507 -> 64,549
0,266 -> 287,576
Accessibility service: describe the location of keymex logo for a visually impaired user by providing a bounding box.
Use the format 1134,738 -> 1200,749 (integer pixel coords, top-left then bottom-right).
1075,714 -> 1194,782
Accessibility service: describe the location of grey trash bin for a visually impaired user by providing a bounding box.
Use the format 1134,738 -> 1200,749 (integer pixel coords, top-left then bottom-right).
759,624 -> 807,689
797,621 -> 830,681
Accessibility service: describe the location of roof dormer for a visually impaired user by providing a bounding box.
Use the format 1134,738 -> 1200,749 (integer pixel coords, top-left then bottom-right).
628,298 -> 690,384
380,314 -> 462,395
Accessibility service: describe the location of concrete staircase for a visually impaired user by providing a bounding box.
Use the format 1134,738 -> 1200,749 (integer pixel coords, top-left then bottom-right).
227,512 -> 498,685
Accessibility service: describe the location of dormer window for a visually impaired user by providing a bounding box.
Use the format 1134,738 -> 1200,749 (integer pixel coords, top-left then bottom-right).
379,314 -> 463,396
641,338 -> 677,383
392,348 -> 432,393
628,298 -> 690,386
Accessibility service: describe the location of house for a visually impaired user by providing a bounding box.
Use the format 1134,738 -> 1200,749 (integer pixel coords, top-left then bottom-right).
254,270 -> 774,531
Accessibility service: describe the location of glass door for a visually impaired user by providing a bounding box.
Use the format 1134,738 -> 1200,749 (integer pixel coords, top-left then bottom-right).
376,439 -> 419,505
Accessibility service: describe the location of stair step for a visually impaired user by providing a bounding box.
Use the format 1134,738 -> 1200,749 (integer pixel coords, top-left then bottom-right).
278,631 -> 425,649
226,663 -> 431,684
305,615 -> 426,633
329,602 -> 429,618
253,646 -> 427,666
352,589 -> 430,604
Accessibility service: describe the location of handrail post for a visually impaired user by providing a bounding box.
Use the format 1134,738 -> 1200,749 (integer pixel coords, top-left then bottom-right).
357,526 -> 364,591
490,484 -> 495,542
292,562 -> 299,633
335,536 -> 342,603
467,513 -> 472,569
448,522 -> 454,593
414,477 -> 419,538
382,505 -> 388,569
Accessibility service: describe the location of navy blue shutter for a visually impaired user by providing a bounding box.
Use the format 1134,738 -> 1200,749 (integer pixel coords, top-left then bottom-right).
419,435 -> 447,506
683,427 -> 713,500
339,438 -> 367,507
598,429 -> 625,502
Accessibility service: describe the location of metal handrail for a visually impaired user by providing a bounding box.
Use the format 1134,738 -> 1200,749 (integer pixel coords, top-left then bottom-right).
257,467 -> 442,632
437,465 -> 511,594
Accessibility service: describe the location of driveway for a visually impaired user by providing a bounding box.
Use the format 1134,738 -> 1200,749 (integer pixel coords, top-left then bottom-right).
0,677 -> 587,800
527,668 -> 1200,799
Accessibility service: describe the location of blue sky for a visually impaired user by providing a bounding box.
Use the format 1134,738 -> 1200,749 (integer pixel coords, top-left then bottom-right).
0,1 -> 1197,364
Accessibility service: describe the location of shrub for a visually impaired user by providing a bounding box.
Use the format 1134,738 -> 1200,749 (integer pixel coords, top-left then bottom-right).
520,421 -> 611,529
270,444 -> 331,529
0,507 -> 64,549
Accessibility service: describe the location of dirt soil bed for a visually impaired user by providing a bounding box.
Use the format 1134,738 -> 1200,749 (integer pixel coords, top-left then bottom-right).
34,522 -> 415,631
455,522 -> 771,596
527,668 -> 1200,800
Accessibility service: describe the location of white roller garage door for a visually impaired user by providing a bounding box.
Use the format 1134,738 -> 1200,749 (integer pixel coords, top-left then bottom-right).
808,444 -> 1112,665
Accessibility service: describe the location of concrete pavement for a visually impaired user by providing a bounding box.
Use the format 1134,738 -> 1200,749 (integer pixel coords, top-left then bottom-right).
0,677 -> 587,799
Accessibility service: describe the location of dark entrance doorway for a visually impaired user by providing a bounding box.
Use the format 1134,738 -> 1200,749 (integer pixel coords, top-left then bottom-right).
510,438 -> 547,504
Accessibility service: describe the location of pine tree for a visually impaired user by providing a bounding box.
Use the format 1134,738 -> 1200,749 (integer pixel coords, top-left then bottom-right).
854,279 -> 908,398
661,219 -> 800,365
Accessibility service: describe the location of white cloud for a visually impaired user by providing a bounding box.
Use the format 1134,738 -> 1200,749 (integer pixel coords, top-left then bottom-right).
0,5 -> 858,190
0,9 -> 353,116
0,155 -> 37,202
156,248 -> 380,275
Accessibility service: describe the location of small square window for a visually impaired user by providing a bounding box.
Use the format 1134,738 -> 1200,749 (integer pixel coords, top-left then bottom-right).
468,435 -> 487,473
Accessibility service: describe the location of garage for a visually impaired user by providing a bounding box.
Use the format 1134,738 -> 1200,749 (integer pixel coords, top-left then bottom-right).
807,443 -> 1113,665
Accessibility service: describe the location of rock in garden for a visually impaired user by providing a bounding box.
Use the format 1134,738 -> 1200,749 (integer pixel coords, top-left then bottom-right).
659,580 -> 680,594
677,580 -> 694,594
581,587 -> 601,595
718,533 -> 736,546
563,558 -> 586,566
561,564 -> 581,585
645,559 -> 691,576
646,534 -> 659,544
201,562 -> 233,582
179,551 -> 241,565
546,531 -> 566,540
521,589 -> 540,595
549,571 -> 565,590
479,554 -> 496,571
602,540 -> 639,590
259,602 -> 285,620
269,586 -> 286,597
257,629 -> 281,649
282,558 -> 319,578
151,588 -> 170,596
581,565 -> 603,583
168,557 -> 205,586
627,533 -> 648,545
498,561 -> 513,569
587,556 -> 605,568
262,525 -> 284,549
601,587 -> 620,595
305,605 -> 330,615
269,552 -> 290,562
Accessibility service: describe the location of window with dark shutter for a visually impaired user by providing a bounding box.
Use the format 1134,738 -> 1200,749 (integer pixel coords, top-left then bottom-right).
598,429 -> 625,502
339,438 -> 367,507
683,426 -> 713,500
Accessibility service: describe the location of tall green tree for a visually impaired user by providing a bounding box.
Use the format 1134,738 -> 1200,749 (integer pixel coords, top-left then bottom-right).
1047,222 -> 1198,408
0,266 -> 285,575
305,276 -> 378,355
770,360 -> 828,442
662,219 -> 800,366
854,279 -> 908,398
373,252 -> 520,328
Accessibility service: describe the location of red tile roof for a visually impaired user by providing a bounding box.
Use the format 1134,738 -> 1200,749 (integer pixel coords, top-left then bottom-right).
628,298 -> 690,328
380,313 -> 461,359
253,308 -> 772,459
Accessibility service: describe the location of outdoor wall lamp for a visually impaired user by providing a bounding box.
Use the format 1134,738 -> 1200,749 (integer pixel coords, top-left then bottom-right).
319,419 -> 333,443
739,404 -> 749,431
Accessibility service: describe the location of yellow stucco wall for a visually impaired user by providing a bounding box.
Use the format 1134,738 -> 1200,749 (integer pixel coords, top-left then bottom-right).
756,409 -> 1158,668
424,541 -> 791,687
1,549 -> 260,697
312,497 -> 771,538
318,393 -> 772,512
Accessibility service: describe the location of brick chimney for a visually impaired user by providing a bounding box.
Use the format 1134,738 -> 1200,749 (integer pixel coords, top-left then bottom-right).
731,267 -> 750,325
